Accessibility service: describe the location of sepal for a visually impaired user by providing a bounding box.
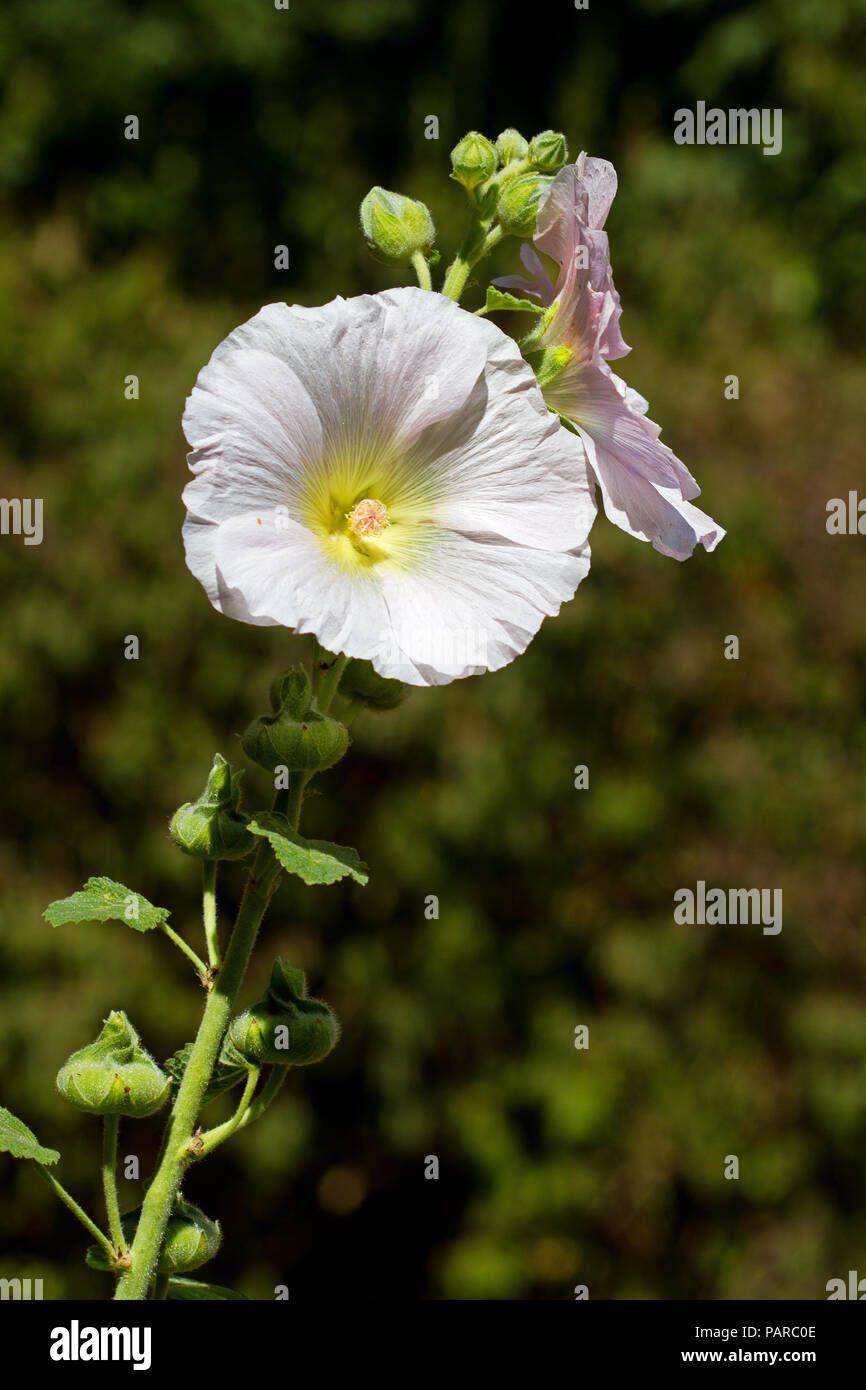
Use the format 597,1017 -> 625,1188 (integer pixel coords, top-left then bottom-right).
56,1012 -> 170,1118
242,667 -> 349,774
229,960 -> 340,1067
170,753 -> 254,860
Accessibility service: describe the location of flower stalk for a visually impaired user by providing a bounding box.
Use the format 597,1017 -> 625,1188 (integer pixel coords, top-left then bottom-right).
101,1115 -> 125,1254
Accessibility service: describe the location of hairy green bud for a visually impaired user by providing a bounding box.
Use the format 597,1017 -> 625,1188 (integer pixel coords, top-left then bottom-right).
360,186 -> 435,268
95,1196 -> 221,1274
242,666 -> 349,774
229,960 -> 340,1067
496,173 -> 554,236
56,1012 -> 170,1118
495,127 -> 529,165
169,753 -> 254,860
338,658 -> 406,712
529,129 -> 569,174
450,131 -> 497,189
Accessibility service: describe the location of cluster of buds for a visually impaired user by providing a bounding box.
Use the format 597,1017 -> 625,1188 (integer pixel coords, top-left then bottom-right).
359,126 -> 569,270
450,126 -> 570,234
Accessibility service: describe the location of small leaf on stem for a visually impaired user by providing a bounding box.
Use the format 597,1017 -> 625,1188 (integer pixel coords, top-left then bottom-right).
0,1105 -> 60,1164
44,877 -> 170,933
248,813 -> 369,886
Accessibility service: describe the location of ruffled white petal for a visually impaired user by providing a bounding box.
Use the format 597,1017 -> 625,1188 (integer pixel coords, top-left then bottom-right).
212,512 -> 394,652
544,361 -> 700,498
400,325 -> 596,551
200,288 -> 490,463
375,531 -> 591,684
549,363 -> 724,559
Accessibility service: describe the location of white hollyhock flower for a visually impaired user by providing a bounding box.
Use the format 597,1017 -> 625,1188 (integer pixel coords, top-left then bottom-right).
182,287 -> 596,686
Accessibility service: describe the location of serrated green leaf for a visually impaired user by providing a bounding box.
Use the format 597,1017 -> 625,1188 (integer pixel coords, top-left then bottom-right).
167,1277 -> 249,1301
484,285 -> 544,316
164,1036 -> 251,1106
248,814 -> 369,887
43,877 -> 169,933
0,1105 -> 60,1165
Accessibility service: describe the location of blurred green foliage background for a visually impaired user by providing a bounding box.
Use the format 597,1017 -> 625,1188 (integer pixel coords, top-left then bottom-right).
1,0 -> 865,1300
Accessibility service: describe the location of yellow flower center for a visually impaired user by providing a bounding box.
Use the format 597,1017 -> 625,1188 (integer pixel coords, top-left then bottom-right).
346,498 -> 390,538
298,446 -> 438,575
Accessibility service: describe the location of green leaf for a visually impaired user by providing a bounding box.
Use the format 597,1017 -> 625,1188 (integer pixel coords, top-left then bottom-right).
248,813 -> 369,887
43,877 -> 170,933
484,285 -> 544,316
85,1244 -> 114,1272
167,1277 -> 249,1301
164,1036 -> 251,1106
0,1105 -> 60,1165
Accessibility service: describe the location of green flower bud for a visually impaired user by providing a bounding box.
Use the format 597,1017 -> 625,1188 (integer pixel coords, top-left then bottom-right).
242,666 -> 349,774
156,1195 -> 221,1273
495,127 -> 529,165
450,131 -> 497,189
529,129 -> 569,174
496,173 -> 554,237
360,186 -> 435,269
169,753 -> 254,860
101,1196 -> 221,1274
269,666 -> 313,718
338,658 -> 406,712
229,960 -> 340,1067
57,1012 -> 170,1118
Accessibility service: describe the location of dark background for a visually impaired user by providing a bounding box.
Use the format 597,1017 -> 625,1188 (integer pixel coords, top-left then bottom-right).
1,0 -> 865,1298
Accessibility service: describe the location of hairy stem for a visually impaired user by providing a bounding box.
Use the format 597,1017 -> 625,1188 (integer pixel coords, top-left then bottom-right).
160,922 -> 208,979
196,1065 -> 261,1157
237,1065 -> 287,1129
316,652 -> 348,712
35,1163 -> 114,1259
441,222 -> 504,302
202,860 -> 220,968
410,250 -> 432,291
101,1115 -> 125,1252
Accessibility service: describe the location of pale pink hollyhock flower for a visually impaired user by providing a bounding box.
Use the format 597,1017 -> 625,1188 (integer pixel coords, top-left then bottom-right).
497,155 -> 724,561
182,287 -> 596,686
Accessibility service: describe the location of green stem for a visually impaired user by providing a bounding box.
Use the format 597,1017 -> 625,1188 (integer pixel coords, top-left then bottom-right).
196,1066 -> 261,1157
202,860 -> 220,968
237,1066 -> 287,1128
115,648 -> 338,1301
316,651 -> 348,713
101,1115 -> 125,1252
35,1163 -> 114,1260
114,842 -> 283,1300
310,636 -> 324,699
341,697 -> 365,727
160,922 -> 208,980
410,250 -> 432,291
153,1274 -> 169,1300
286,771 -> 309,830
441,223 -> 504,303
